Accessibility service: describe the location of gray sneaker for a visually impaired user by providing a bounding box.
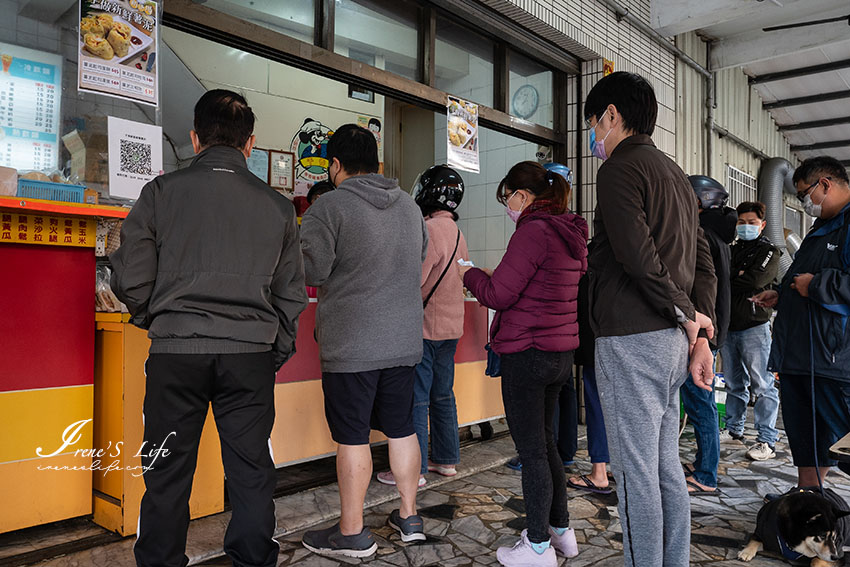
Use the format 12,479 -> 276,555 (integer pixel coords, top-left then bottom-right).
719,429 -> 744,443
388,509 -> 426,542
747,442 -> 776,461
302,523 -> 378,558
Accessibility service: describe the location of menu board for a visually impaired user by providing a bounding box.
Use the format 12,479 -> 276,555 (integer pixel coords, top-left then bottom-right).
0,43 -> 62,172
78,0 -> 159,106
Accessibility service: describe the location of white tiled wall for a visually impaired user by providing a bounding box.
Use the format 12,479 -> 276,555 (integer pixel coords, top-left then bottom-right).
490,0 -> 678,237
436,117 -> 548,269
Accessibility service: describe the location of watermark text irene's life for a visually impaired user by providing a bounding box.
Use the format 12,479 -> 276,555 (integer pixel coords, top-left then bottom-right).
35,419 -> 176,477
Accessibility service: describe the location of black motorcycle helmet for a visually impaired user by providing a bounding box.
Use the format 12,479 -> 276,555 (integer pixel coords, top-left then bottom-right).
413,165 -> 465,217
688,175 -> 728,209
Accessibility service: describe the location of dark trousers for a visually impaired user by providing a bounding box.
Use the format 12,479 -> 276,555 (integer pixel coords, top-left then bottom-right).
501,348 -> 573,543
553,372 -> 578,462
134,352 -> 278,567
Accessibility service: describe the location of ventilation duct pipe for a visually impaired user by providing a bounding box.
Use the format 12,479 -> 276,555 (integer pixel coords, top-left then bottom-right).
757,157 -> 799,278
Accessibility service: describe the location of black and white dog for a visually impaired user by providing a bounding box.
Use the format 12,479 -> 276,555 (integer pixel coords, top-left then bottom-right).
739,488 -> 850,566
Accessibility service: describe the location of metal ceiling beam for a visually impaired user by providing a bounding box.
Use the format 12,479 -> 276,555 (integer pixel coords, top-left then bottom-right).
790,139 -> 850,152
750,58 -> 850,85
763,90 -> 850,110
778,116 -> 850,131
710,23 -> 850,70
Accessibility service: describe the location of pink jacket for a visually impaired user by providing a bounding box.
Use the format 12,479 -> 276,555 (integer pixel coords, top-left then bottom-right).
421,211 -> 469,341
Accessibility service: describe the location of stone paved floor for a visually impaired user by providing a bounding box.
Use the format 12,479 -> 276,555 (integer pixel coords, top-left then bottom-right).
268,420 -> 850,567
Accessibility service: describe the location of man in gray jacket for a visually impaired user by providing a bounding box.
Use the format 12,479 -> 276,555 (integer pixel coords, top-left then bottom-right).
111,90 -> 307,567
300,124 -> 429,557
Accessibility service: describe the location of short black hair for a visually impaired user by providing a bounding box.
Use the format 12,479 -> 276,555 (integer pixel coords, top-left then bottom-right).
368,118 -> 381,131
326,124 -> 379,175
194,89 -> 255,149
792,156 -> 850,185
583,72 -> 658,136
307,180 -> 335,204
736,201 -> 766,219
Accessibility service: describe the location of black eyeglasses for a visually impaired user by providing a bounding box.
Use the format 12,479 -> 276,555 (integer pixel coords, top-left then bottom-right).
796,177 -> 831,202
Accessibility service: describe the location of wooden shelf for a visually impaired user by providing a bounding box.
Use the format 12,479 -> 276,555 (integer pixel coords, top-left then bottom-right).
0,196 -> 130,219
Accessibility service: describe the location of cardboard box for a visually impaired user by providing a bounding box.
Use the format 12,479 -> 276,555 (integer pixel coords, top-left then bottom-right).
62,117 -> 109,185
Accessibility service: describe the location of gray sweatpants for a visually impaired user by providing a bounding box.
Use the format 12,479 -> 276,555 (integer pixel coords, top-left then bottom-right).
596,327 -> 691,567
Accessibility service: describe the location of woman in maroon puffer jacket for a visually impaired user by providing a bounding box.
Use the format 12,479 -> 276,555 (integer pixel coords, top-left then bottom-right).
461,161 -> 587,567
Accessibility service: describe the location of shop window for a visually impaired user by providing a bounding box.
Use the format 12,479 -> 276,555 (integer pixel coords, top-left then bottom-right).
509,50 -> 553,129
202,0 -> 315,44
334,0 -> 419,81
434,16 -> 495,108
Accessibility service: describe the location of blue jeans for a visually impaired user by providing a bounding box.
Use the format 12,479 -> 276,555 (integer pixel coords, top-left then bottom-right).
582,367 -> 610,463
680,355 -> 719,488
413,339 -> 460,475
720,323 -> 780,445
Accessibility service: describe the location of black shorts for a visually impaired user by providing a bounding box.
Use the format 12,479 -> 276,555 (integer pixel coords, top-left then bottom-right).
780,373 -> 850,469
322,366 -> 416,445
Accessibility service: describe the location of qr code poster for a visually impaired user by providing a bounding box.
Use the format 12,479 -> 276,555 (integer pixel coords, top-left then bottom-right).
108,116 -> 162,200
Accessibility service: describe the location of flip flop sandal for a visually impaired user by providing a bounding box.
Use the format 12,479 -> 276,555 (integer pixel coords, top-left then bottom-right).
686,479 -> 720,495
682,463 -> 696,477
567,474 -> 614,495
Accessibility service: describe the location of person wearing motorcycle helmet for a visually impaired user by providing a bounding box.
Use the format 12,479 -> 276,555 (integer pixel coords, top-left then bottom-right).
679,175 -> 737,494
378,165 -> 469,487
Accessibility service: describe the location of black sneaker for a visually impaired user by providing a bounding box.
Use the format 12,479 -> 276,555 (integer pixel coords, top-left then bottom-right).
388,509 -> 426,542
302,523 -> 377,558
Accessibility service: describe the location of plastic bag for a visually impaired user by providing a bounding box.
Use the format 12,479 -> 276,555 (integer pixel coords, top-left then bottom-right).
96,265 -> 126,312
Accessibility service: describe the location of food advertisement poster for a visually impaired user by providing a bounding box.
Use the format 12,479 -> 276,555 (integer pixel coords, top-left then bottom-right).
446,96 -> 479,174
0,43 -> 62,172
78,0 -> 159,106
107,116 -> 162,200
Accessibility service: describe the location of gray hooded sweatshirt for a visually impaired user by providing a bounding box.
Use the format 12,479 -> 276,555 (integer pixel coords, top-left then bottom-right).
301,173 -> 428,373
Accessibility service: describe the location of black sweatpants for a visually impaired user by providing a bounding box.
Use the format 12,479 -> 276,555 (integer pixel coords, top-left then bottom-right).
500,348 -> 573,543
134,352 -> 278,567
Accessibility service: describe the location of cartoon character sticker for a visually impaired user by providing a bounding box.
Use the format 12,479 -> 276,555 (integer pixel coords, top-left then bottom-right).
290,118 -> 334,182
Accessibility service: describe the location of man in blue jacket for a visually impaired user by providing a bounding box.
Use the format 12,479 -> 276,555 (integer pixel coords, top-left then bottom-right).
754,155 -> 850,491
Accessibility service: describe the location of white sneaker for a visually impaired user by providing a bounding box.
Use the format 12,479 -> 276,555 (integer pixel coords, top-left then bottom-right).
548,526 -> 578,558
496,530 -> 557,567
376,471 -> 426,487
747,442 -> 776,461
427,462 -> 458,477
719,429 -> 744,443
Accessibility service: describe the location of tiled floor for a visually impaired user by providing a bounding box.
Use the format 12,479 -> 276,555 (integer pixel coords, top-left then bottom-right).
267,422 -> 850,567
16,416 -> 850,566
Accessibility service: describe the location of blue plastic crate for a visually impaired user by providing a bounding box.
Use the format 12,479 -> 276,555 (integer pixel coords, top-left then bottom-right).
17,179 -> 86,203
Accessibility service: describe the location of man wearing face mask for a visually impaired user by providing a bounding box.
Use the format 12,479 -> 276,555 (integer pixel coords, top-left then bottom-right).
720,201 -> 780,462
753,155 -> 850,492
583,72 -> 717,567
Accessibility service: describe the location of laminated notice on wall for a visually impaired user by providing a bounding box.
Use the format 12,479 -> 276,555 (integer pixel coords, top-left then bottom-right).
446,96 -> 479,174
107,116 -> 162,200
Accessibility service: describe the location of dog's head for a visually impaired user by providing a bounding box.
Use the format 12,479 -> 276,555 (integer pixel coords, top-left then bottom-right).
779,492 -> 850,562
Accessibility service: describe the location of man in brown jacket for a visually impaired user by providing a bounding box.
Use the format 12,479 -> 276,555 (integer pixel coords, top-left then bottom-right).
584,72 -> 716,567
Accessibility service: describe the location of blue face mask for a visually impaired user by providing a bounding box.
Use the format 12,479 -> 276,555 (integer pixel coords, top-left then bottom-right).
736,224 -> 760,241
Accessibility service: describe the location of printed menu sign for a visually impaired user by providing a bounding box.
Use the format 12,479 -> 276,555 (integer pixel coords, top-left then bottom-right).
78,0 -> 159,106
446,96 -> 479,174
0,43 -> 62,172
0,212 -> 95,248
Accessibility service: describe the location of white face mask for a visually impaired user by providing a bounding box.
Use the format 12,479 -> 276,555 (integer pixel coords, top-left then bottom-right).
802,192 -> 825,218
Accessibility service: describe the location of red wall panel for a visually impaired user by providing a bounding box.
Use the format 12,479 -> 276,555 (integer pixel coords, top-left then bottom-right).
0,244 -> 94,392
